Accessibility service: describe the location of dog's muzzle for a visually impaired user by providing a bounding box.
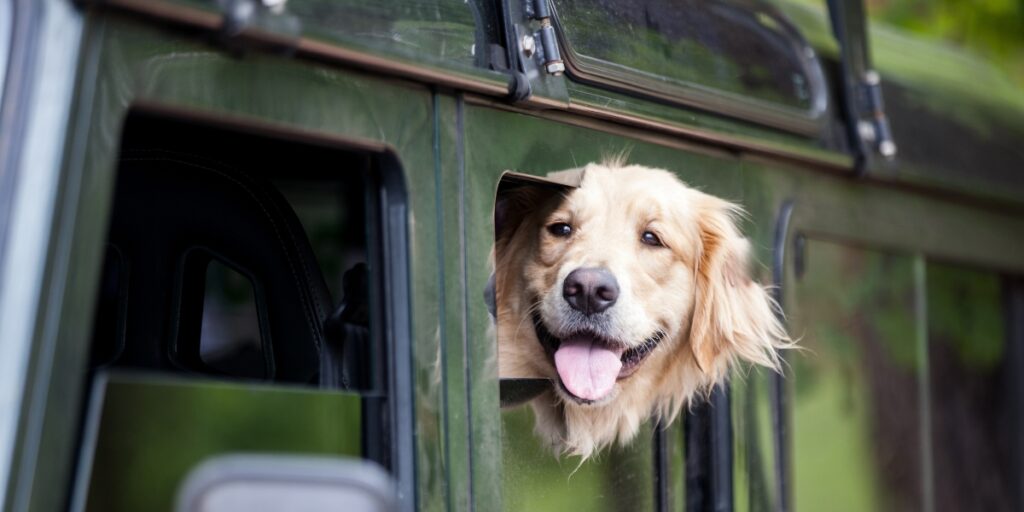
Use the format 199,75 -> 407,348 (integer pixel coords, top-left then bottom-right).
532,311 -> 666,404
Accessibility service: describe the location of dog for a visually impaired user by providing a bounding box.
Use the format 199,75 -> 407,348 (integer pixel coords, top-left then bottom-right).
494,161 -> 790,458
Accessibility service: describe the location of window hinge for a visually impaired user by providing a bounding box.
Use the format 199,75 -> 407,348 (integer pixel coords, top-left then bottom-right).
857,70 -> 897,159
524,0 -> 564,75
826,0 -> 896,170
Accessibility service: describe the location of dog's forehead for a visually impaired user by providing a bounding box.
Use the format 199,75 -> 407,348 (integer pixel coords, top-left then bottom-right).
566,165 -> 693,215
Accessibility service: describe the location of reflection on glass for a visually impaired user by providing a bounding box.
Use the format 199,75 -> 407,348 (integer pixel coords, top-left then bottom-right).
200,260 -> 266,379
927,263 -> 1012,512
552,0 -> 818,110
502,407 -> 657,511
866,0 -> 1024,90
789,242 -> 1018,511
789,241 -> 922,511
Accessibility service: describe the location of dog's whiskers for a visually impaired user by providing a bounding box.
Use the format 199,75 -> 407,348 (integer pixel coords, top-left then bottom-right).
510,298 -> 544,344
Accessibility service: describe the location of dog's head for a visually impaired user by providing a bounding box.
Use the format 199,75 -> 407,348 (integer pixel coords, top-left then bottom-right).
495,162 -> 788,456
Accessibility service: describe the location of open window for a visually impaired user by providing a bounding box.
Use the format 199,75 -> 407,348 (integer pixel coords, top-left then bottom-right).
494,171 -> 735,511
75,110 -> 408,511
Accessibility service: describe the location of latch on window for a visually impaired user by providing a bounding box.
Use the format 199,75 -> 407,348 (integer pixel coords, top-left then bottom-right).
827,0 -> 897,169
523,0 -> 564,75
857,70 -> 896,159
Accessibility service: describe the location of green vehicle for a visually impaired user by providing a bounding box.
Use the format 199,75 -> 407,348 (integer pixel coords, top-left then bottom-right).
1,0 -> 1021,511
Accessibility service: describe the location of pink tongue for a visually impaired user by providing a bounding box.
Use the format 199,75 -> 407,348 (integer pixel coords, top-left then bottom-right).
554,335 -> 624,401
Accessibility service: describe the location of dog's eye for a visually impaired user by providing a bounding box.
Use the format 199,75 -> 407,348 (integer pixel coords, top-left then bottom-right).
641,231 -> 663,247
547,222 -> 573,238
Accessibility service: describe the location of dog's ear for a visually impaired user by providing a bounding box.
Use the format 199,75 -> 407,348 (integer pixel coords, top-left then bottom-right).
689,195 -> 788,381
494,184 -> 560,248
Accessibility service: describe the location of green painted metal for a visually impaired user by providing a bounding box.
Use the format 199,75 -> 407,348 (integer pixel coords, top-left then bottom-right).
4,2 -> 1024,512
433,93 -> 471,512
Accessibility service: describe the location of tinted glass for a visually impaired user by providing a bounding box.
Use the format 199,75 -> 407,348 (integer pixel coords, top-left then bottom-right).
767,0 -> 837,55
789,240 -> 923,511
552,0 -> 821,112
863,3 -> 1024,201
788,241 -> 1022,511
89,112 -> 375,387
927,263 -> 1014,511
867,0 -> 1024,90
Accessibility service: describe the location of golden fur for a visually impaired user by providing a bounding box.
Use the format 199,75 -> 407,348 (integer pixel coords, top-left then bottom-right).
495,162 -> 790,458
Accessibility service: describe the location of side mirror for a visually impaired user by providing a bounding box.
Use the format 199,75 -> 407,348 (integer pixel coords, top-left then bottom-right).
176,455 -> 397,512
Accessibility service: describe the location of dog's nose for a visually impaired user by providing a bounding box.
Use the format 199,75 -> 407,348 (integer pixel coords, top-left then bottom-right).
563,267 -> 619,315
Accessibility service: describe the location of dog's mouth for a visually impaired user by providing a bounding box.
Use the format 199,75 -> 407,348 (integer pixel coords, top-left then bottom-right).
532,312 -> 666,404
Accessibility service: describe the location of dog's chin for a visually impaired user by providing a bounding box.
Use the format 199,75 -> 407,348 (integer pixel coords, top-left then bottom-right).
531,311 -> 666,406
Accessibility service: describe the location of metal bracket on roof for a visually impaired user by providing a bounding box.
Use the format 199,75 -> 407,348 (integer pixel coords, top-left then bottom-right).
217,0 -> 302,54
495,0 -> 533,101
524,0 -> 564,75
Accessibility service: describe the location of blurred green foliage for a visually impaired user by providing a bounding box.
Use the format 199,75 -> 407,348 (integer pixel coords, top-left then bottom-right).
927,262 -> 1005,369
867,0 -> 1024,87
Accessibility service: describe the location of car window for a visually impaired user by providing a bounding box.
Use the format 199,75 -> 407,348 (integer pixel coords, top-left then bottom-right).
89,111 -> 378,388
78,111 -> 398,511
551,0 -> 826,131
926,263 -> 1015,511
788,239 -> 1020,511
789,241 -> 924,510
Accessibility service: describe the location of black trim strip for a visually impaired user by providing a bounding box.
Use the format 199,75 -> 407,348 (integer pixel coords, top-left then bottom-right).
377,151 -> 416,512
654,421 -> 669,512
771,200 -> 795,512
1006,276 -> 1024,512
685,384 -> 733,512
710,385 -> 734,512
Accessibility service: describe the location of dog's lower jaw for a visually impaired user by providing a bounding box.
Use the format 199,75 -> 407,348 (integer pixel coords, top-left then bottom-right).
537,391 -> 650,459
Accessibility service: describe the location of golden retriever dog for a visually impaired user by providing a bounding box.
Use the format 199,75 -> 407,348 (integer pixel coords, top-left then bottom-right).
495,161 -> 790,458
